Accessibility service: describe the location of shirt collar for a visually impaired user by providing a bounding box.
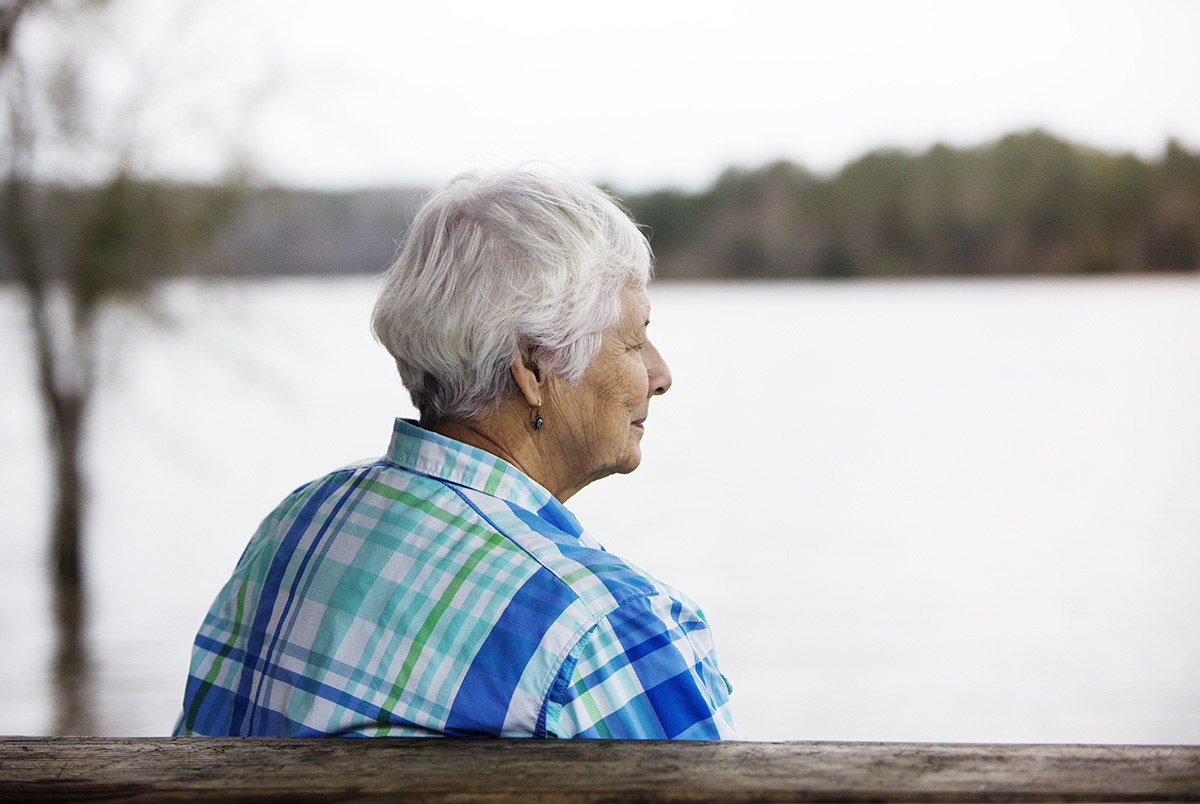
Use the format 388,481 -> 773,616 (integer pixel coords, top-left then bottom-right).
384,418 -> 580,533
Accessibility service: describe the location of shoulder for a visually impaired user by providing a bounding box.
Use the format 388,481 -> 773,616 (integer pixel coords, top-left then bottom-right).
449,484 -> 671,620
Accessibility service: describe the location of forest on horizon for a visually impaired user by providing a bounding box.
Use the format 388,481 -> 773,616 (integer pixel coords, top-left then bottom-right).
2,129 -> 1198,284
627,129 -> 1200,280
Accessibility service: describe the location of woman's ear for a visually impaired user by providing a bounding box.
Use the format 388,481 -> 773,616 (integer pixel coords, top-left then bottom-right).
510,349 -> 545,407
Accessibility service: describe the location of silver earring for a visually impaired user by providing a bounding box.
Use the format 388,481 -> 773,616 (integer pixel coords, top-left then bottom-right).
530,405 -> 543,431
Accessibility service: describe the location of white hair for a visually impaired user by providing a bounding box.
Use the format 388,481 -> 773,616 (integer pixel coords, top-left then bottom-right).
371,169 -> 653,425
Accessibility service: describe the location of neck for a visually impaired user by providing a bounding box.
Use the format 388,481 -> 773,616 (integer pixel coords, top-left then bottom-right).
430,400 -> 580,502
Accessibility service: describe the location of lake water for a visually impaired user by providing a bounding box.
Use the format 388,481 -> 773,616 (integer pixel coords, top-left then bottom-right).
2,275 -> 1198,742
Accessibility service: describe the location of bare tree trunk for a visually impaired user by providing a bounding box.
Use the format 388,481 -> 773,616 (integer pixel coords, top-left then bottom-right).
48,390 -> 87,589
6,180 -> 93,575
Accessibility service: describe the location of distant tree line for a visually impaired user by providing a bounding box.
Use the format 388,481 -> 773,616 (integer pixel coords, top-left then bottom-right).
624,130 -> 1200,280
0,184 -> 424,281
2,130 -> 1198,284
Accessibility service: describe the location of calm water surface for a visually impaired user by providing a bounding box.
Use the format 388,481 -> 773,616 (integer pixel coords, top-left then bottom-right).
2,276 -> 1198,741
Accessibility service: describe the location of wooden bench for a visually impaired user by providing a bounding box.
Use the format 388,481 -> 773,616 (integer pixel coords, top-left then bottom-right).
1,738 -> 1197,802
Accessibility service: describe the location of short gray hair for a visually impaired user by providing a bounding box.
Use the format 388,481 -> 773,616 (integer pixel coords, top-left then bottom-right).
372,169 -> 653,425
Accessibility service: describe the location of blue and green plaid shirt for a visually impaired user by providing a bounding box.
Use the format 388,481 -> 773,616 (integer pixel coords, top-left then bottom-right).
175,419 -> 742,739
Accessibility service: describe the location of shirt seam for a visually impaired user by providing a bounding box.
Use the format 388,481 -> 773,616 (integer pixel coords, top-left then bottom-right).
444,481 -> 657,614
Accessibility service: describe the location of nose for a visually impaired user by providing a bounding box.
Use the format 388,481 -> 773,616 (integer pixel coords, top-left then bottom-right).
646,341 -> 672,396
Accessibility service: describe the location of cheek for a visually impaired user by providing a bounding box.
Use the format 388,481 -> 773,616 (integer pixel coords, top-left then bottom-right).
611,363 -> 647,410
598,361 -> 642,403
630,360 -> 651,402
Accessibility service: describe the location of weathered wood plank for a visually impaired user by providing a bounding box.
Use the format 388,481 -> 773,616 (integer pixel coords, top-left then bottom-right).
0,738 -> 1197,803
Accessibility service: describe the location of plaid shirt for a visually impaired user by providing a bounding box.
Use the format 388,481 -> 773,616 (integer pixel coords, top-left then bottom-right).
175,419 -> 742,739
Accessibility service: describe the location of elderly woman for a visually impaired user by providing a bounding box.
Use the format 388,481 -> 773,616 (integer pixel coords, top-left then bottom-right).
175,170 -> 742,739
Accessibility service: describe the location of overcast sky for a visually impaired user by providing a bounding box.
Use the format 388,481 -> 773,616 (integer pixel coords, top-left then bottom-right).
27,0 -> 1200,191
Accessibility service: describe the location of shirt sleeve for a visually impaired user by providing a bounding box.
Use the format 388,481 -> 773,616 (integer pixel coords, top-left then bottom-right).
548,593 -> 744,740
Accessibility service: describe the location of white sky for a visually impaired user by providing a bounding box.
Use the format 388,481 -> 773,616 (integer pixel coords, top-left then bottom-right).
25,0 -> 1200,191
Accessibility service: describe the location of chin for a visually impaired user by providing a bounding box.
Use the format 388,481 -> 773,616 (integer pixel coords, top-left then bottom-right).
615,446 -> 642,475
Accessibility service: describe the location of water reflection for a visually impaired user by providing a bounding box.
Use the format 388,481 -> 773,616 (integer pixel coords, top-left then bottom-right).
4,276 -> 1200,741
51,578 -> 95,735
